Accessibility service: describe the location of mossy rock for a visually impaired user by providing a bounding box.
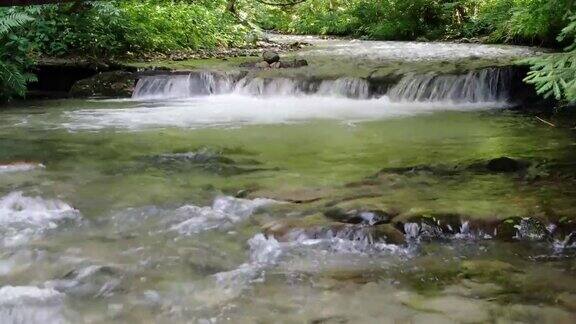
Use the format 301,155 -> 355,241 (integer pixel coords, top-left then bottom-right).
461,260 -> 520,282
373,224 -> 406,245
70,71 -> 137,98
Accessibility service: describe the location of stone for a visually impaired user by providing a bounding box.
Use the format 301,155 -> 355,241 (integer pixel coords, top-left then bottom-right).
324,207 -> 392,225
495,217 -> 522,241
557,292 -> 576,311
373,224 -> 406,245
461,260 -> 519,281
255,61 -> 270,69
270,62 -> 282,69
70,71 -> 136,98
486,156 -> 528,173
262,51 -> 280,64
280,59 -> 309,68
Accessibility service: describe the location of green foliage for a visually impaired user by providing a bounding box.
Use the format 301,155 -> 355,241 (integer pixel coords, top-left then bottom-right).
476,0 -> 570,45
252,0 -> 572,45
523,13 -> 576,103
11,0 -> 250,57
0,11 -> 36,101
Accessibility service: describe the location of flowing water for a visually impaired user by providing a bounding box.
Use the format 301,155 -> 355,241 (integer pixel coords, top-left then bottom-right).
2,55 -> 576,323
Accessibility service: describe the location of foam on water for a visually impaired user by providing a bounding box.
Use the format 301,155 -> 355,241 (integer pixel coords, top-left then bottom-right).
170,196 -> 275,235
64,94 -> 503,131
0,162 -> 45,173
0,192 -> 81,247
0,286 -> 66,324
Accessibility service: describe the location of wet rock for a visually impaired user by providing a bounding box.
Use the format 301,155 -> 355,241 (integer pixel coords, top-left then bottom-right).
516,217 -> 550,241
262,214 -> 336,240
557,292 -> 576,311
270,62 -> 282,69
417,296 -> 491,323
494,217 -> 550,241
262,51 -> 280,64
255,61 -> 270,69
486,156 -> 529,173
144,147 -> 267,176
280,59 -> 309,68
250,187 -> 332,203
495,217 -> 522,241
395,212 -> 464,240
70,71 -> 136,98
373,224 -> 406,245
324,207 -> 392,225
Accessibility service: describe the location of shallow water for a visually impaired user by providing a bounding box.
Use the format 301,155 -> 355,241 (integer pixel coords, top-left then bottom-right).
1,92 -> 576,323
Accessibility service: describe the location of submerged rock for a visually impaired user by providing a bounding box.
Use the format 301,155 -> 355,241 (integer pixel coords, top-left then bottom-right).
70,71 -> 136,98
461,260 -> 520,282
144,147 -> 267,176
486,156 -> 529,173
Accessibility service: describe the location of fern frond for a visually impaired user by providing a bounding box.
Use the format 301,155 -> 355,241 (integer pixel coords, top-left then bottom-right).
0,12 -> 33,36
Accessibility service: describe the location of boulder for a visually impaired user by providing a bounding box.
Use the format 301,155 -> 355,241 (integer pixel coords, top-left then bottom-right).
486,156 -> 528,173
70,71 -> 136,98
255,61 -> 270,69
270,62 -> 282,69
262,51 -> 280,64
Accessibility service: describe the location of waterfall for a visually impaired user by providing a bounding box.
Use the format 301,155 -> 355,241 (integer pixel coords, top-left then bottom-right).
387,68 -> 512,103
132,67 -> 514,103
132,72 -> 236,99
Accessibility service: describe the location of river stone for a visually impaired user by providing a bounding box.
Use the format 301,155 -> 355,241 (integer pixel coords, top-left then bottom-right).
557,292 -> 576,311
373,224 -> 406,245
280,59 -> 309,68
70,71 -> 136,98
324,207 -> 391,225
262,51 -> 280,64
495,217 -> 522,241
270,62 -> 282,69
255,61 -> 270,69
486,156 -> 528,173
461,260 -> 519,281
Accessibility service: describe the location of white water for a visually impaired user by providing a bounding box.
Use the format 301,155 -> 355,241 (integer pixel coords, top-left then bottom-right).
64,94 -> 505,131
388,68 -> 512,103
0,192 -> 81,247
0,286 -> 66,324
0,163 -> 45,174
170,196 -> 275,235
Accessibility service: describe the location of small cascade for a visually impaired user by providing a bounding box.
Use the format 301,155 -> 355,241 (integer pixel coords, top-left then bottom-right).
133,73 -> 373,99
132,67 -> 516,104
387,68 -> 513,103
132,72 -> 236,99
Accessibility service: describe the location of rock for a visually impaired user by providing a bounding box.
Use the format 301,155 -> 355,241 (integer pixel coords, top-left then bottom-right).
255,61 -> 270,69
461,260 -> 519,281
486,156 -> 528,173
280,59 -> 309,68
324,207 -> 392,225
270,62 -> 282,69
373,224 -> 406,245
495,217 -> 522,241
70,71 -> 136,98
249,187 -> 332,203
557,292 -> 576,311
516,217 -> 550,241
262,51 -> 280,64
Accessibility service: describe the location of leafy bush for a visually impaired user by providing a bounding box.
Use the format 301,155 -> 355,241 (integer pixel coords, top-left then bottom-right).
0,11 -> 37,100
12,0 -> 250,57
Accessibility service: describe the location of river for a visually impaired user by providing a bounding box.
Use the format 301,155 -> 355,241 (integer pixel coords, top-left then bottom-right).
0,38 -> 575,323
